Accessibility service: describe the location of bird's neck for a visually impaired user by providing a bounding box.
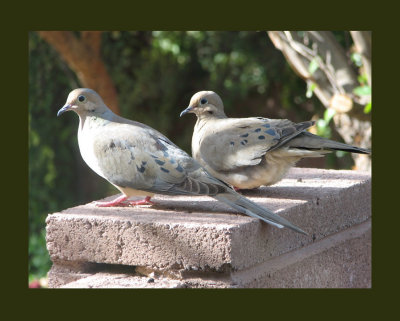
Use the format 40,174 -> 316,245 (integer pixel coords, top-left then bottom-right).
196,111 -> 227,122
196,111 -> 226,127
194,114 -> 224,133
78,110 -> 114,133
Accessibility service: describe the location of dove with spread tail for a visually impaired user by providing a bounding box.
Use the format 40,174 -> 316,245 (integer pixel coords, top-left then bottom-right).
57,88 -> 307,234
180,91 -> 371,190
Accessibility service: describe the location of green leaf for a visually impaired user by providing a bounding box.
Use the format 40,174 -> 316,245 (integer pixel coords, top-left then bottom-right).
316,119 -> 332,138
306,82 -> 317,98
335,150 -> 347,158
308,57 -> 319,75
323,108 -> 336,124
353,86 -> 371,96
364,102 -> 372,114
351,52 -> 363,67
357,74 -> 368,86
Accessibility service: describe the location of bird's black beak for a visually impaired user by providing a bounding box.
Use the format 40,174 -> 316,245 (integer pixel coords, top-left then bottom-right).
180,106 -> 194,117
57,104 -> 72,117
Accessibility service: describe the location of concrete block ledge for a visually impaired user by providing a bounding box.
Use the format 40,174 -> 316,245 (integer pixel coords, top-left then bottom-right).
46,168 -> 371,288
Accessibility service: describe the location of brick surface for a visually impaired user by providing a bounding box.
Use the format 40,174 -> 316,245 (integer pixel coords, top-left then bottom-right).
46,168 -> 371,288
231,219 -> 371,288
61,273 -> 186,288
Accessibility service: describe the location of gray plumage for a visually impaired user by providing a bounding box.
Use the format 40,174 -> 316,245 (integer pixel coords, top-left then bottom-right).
180,91 -> 371,189
57,88 -> 307,235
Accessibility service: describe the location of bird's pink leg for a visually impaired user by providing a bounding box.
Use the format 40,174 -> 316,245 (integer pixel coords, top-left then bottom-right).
233,187 -> 241,192
125,196 -> 154,206
94,195 -> 128,207
94,195 -> 153,207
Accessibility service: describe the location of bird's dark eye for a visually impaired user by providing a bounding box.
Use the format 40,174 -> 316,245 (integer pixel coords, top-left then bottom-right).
200,98 -> 208,105
78,95 -> 86,102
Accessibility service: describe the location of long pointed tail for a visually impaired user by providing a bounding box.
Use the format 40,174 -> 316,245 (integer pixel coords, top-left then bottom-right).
289,132 -> 371,154
213,192 -> 307,235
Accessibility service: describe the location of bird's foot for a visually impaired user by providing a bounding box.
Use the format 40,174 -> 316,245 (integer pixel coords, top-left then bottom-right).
233,186 -> 241,192
123,196 -> 154,206
94,196 -> 153,207
94,195 -> 128,207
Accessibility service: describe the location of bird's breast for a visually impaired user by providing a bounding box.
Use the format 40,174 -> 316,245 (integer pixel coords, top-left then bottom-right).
78,123 -> 106,179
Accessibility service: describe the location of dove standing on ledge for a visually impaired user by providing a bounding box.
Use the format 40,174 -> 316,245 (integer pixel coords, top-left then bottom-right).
57,88 -> 307,234
180,91 -> 371,190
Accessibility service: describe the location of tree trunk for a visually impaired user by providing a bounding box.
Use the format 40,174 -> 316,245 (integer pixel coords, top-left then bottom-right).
38,31 -> 119,114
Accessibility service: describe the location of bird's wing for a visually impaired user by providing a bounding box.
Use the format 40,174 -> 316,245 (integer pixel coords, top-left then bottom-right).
93,122 -> 229,196
198,117 -> 314,172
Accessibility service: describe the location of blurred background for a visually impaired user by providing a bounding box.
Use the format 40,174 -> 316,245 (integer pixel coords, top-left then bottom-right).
28,31 -> 371,285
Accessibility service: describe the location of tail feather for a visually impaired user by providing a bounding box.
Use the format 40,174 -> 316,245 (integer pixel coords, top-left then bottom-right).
214,192 -> 307,235
287,132 -> 371,154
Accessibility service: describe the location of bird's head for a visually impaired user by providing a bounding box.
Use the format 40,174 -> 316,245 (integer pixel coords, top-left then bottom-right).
57,88 -> 109,117
180,91 -> 226,119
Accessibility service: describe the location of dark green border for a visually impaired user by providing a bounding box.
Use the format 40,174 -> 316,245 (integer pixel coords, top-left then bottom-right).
4,0 -> 394,318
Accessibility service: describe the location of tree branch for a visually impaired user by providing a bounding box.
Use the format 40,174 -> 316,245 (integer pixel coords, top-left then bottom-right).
268,31 -> 369,120
268,31 -> 371,170
37,31 -> 119,114
81,31 -> 102,55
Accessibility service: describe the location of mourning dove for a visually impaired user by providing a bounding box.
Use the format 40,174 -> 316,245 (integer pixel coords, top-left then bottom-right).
180,91 -> 371,190
57,88 -> 307,234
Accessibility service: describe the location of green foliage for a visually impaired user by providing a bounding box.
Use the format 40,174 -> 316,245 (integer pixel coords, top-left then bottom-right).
29,32 -> 107,280
28,229 -> 49,283
353,85 -> 371,96
306,82 -> 317,98
308,57 -> 320,75
351,50 -> 372,114
316,108 -> 336,138
357,73 -> 369,86
351,52 -> 363,67
364,102 -> 372,114
29,33 -> 70,279
99,31 -> 316,150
